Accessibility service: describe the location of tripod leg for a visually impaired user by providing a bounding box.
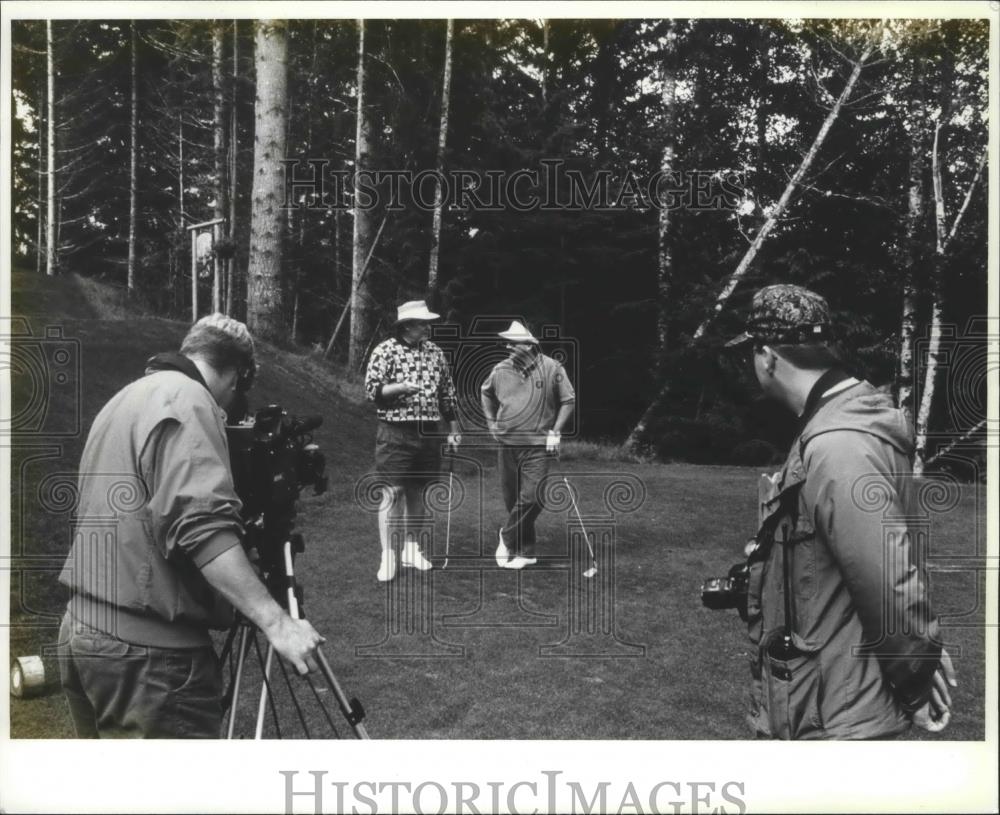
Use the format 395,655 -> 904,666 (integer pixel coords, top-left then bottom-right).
316,647 -> 369,739
254,644 -> 274,740
225,626 -> 250,739
280,539 -> 370,739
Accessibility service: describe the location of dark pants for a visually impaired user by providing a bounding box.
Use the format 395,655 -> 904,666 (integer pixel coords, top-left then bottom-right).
499,445 -> 552,558
58,610 -> 223,739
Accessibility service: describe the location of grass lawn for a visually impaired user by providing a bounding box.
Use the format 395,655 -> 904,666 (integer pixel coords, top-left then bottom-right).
6,271 -> 987,740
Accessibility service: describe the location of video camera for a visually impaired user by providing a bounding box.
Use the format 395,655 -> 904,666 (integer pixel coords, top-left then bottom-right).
226,404 -> 328,582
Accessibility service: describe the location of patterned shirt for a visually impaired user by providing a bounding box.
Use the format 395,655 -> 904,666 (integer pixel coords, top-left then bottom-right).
365,337 -> 458,423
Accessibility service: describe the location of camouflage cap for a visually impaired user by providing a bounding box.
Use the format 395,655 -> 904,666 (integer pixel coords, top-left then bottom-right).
725,284 -> 832,347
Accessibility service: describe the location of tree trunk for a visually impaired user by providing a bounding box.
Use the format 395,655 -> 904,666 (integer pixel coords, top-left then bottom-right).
46,20 -> 56,276
690,42 -> 875,341
914,118 -> 949,475
227,19 -> 239,316
912,141 -> 986,475
177,112 -> 185,314
540,19 -> 549,109
127,21 -> 138,294
246,19 -> 288,342
212,22 -> 226,313
348,19 -> 377,369
896,56 -> 926,425
656,22 -> 678,362
427,19 -> 454,294
35,75 -> 44,275
624,38 -> 876,455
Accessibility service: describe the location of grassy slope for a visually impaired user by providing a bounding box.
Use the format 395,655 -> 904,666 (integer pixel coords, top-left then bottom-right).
7,271 -> 985,740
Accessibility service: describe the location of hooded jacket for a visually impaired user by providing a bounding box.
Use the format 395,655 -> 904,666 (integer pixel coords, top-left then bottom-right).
59,354 -> 244,648
745,379 -> 942,739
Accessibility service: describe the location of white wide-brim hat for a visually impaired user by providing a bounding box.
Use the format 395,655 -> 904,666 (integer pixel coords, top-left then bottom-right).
395,300 -> 440,324
498,320 -> 538,344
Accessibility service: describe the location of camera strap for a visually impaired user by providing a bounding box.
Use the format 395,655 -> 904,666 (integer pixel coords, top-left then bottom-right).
748,481 -> 803,565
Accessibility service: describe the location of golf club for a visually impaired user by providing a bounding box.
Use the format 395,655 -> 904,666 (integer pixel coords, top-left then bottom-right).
564,477 -> 598,578
443,467 -> 453,570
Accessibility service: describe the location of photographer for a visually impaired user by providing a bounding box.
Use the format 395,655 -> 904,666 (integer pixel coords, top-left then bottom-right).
724,284 -> 955,739
57,313 -> 324,739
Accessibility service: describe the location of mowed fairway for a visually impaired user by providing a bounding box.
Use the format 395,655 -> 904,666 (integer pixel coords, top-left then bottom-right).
7,272 -> 986,740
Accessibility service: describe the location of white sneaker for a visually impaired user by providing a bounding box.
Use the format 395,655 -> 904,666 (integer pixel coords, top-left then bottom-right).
377,549 -> 397,582
504,556 -> 538,570
495,528 -> 511,567
402,541 -> 433,571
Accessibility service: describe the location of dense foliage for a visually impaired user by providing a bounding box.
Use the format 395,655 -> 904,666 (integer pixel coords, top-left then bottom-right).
10,18 -> 989,465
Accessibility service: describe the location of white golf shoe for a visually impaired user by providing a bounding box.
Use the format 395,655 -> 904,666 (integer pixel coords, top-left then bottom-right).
504,556 -> 538,570
495,528 -> 511,567
402,541 -> 433,571
377,549 -> 397,582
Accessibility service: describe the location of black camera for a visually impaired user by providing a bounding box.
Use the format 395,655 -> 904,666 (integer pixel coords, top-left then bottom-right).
701,561 -> 750,619
226,405 -> 328,575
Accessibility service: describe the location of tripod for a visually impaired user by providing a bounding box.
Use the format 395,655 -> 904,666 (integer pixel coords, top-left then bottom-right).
220,535 -> 369,739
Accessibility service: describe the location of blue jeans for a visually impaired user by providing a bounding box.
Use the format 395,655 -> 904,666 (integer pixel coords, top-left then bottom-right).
58,609 -> 223,738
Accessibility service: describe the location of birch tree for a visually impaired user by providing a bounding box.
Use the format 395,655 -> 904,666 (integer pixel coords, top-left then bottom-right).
427,19 -> 453,293
45,20 -> 55,276
348,19 -> 376,369
913,131 -> 987,474
896,55 -> 927,426
690,38 -> 877,341
127,21 -> 138,293
246,20 -> 288,342
624,28 -> 879,455
656,21 -> 679,361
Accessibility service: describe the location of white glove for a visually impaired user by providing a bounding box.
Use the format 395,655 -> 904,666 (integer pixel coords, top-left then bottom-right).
546,430 -> 561,453
447,433 -> 462,452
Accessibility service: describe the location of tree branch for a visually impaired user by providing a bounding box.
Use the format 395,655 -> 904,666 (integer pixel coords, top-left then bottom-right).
924,420 -> 988,467
942,147 -> 987,254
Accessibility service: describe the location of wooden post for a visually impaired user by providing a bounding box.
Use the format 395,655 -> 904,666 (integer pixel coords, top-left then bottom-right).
190,228 -> 198,322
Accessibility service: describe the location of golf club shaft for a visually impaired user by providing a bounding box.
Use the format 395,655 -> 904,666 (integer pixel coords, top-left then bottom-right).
444,469 -> 453,568
564,477 -> 597,566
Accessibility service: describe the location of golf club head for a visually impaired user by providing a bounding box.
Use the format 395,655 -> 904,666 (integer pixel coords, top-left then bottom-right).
583,566 -> 598,579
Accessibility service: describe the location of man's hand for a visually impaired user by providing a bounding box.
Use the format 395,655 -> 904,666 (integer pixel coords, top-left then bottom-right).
385,381 -> 420,398
546,429 -> 561,454
447,433 -> 462,453
913,648 -> 957,733
200,544 -> 326,675
263,615 -> 326,675
488,419 -> 500,441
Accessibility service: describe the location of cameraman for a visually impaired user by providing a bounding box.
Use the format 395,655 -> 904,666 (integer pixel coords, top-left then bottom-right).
725,284 -> 955,739
57,313 -> 324,738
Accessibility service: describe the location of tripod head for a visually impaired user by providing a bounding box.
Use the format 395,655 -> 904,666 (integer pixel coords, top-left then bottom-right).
226,404 -> 328,598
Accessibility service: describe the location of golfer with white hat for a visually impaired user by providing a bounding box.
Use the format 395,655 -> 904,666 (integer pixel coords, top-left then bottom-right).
481,320 -> 576,569
364,300 -> 461,581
